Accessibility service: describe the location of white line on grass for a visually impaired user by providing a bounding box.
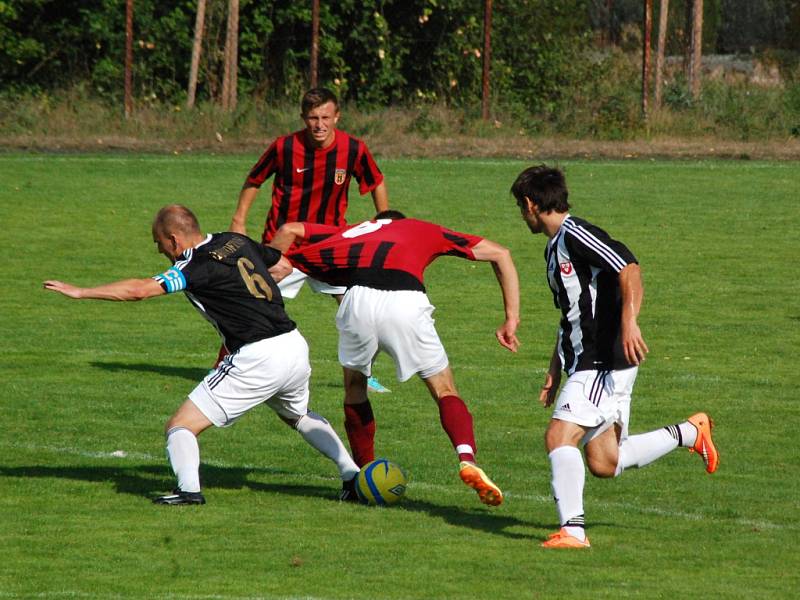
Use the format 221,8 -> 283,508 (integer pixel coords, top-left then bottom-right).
3,440 -> 790,532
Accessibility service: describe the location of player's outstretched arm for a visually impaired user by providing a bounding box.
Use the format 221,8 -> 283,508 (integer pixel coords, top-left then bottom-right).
43,278 -> 165,301
267,255 -> 294,283
471,239 -> 521,352
229,184 -> 260,235
268,222 -> 307,253
618,263 -> 649,366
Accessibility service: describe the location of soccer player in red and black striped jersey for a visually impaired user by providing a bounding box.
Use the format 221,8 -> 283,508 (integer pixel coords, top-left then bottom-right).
223,88 -> 391,392
268,212 -> 521,507
512,165 -> 719,548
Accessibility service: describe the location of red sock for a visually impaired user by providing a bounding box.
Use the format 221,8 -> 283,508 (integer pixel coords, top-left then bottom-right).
438,395 -> 477,463
213,344 -> 229,369
344,401 -> 375,467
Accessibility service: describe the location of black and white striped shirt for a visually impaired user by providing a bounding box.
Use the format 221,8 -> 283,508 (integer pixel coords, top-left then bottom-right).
545,215 -> 638,375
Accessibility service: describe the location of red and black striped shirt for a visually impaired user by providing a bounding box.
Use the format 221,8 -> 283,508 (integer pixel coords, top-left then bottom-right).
246,129 -> 384,244
287,218 -> 483,292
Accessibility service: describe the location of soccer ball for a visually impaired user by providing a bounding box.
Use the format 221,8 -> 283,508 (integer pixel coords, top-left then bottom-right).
355,458 -> 408,506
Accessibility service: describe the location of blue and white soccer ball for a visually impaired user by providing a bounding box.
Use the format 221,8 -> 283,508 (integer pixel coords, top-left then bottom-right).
355,458 -> 408,506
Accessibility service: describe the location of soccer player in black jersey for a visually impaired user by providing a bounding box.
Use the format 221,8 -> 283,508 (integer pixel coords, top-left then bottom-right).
44,205 -> 360,505
511,165 -> 719,548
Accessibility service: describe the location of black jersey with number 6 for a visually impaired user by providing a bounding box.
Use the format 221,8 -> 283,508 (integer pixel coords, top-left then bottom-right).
152,232 -> 295,352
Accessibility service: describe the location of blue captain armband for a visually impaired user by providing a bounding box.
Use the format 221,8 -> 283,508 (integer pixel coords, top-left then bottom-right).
153,266 -> 187,293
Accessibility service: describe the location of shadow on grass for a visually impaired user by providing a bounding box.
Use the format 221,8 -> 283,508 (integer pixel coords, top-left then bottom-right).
90,361 -> 208,382
0,463 -> 547,538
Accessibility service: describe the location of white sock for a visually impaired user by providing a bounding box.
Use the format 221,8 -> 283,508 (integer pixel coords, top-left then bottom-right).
615,428 -> 680,476
166,427 -> 201,493
549,446 -> 586,541
295,411 -> 359,480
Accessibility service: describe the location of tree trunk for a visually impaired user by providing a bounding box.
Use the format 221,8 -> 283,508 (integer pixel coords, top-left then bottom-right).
222,0 -> 239,111
654,0 -> 669,109
641,0 -> 652,119
187,0 -> 206,109
688,0 -> 703,100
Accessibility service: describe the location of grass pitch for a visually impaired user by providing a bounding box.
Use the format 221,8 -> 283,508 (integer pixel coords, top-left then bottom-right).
1,154 -> 798,599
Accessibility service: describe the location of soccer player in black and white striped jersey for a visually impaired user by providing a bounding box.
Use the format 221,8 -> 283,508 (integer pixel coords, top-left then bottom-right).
511,165 -> 719,549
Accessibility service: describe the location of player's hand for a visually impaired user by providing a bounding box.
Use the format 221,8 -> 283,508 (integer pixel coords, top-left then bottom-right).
539,372 -> 560,408
495,319 -> 520,352
43,280 -> 83,299
229,219 -> 247,235
621,318 -> 649,366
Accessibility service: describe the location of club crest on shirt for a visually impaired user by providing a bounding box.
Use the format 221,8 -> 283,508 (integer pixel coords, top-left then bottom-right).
334,168 -> 346,185
560,261 -> 574,275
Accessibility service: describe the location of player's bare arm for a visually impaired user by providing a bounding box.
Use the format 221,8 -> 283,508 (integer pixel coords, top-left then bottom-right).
267,255 -> 294,283
540,342 -> 562,408
268,222 -> 307,253
229,184 -> 260,234
471,239 -> 521,352
43,278 -> 165,301
618,263 -> 649,366
371,181 -> 389,214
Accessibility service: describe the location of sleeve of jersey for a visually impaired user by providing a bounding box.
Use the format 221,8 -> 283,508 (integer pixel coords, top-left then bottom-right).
565,223 -> 637,273
257,244 -> 283,268
301,222 -> 344,243
152,265 -> 188,294
354,142 -> 384,195
440,227 -> 482,260
245,141 -> 278,187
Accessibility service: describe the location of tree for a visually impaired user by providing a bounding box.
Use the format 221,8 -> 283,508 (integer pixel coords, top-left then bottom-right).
688,0 -> 703,100
187,0 -> 206,109
654,0 -> 669,109
221,0 -> 239,111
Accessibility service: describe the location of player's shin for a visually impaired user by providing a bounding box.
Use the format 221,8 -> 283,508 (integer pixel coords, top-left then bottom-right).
166,426 -> 201,493
343,401 -> 376,467
296,411 -> 360,480
549,446 -> 587,541
438,395 -> 476,463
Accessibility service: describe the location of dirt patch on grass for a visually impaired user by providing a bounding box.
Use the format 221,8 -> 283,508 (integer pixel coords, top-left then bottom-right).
2,133 -> 799,160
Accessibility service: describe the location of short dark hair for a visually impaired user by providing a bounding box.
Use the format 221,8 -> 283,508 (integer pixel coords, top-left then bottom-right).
510,165 -> 570,213
153,204 -> 201,237
374,209 -> 406,220
301,88 -> 339,115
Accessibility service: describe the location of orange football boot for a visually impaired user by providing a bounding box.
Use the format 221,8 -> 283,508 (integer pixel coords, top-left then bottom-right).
687,412 -> 719,474
541,528 -> 591,549
459,461 -> 503,506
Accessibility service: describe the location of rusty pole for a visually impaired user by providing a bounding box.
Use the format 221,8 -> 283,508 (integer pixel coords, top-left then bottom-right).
641,0 -> 652,120
124,0 -> 134,119
310,0 -> 320,88
481,0 -> 492,121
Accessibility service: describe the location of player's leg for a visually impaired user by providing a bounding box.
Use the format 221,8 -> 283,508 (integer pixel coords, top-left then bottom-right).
265,330 -> 361,490
422,367 -> 503,507
542,418 -> 592,547
324,288 -> 390,394
154,398 -> 213,505
335,288 -> 380,467
615,413 -> 719,475
342,367 -> 375,467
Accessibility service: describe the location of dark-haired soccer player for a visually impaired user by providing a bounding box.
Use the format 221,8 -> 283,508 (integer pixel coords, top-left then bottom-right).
44,205 -> 360,505
268,211 -> 521,507
227,87 -> 391,393
511,165 -> 719,548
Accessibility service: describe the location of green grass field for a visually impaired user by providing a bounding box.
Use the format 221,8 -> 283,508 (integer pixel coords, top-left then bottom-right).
1,154 -> 798,599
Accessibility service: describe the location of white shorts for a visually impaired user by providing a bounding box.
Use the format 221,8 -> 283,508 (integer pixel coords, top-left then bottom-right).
552,367 -> 638,446
189,329 -> 311,427
278,267 -> 346,299
336,286 -> 449,382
